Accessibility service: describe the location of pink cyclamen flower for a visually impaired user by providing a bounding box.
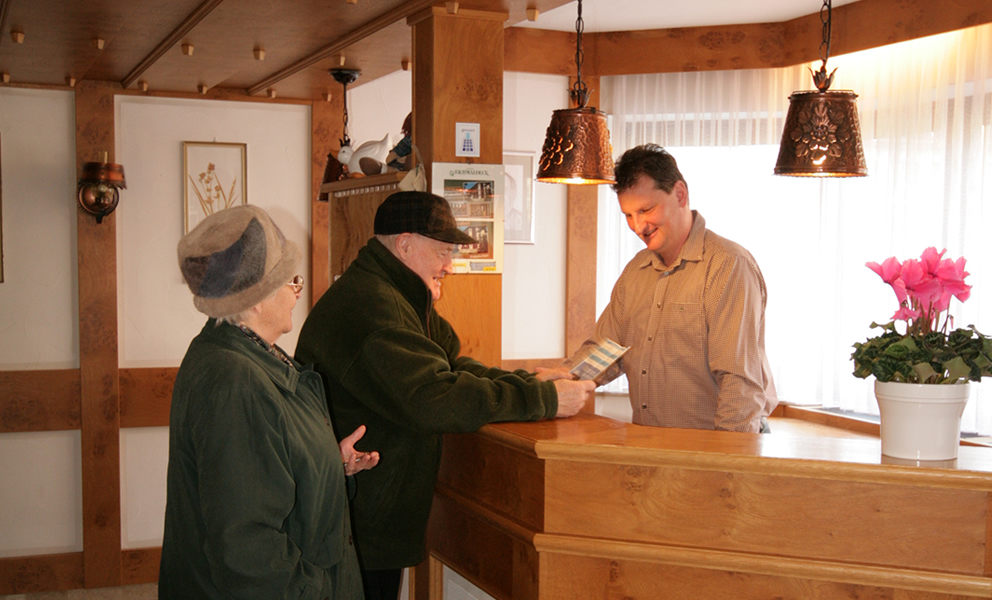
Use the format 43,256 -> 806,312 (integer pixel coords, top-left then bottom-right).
920,246 -> 947,275
866,257 -> 907,304
891,305 -> 921,322
934,257 -> 971,301
900,258 -> 942,308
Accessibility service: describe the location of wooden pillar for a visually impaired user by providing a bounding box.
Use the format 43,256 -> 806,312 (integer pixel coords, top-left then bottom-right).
409,8 -> 507,599
75,80 -> 122,589
409,6 -> 507,367
311,95 -> 345,305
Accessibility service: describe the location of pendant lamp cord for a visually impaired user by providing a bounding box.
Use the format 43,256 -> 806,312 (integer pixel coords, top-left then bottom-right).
811,0 -> 836,91
340,80 -> 352,148
570,0 -> 590,108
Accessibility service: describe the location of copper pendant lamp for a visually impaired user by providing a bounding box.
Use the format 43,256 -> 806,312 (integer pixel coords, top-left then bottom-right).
535,0 -> 614,185
774,0 -> 867,177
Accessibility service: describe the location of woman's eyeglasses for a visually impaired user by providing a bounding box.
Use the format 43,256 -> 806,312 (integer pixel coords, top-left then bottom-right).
287,275 -> 304,294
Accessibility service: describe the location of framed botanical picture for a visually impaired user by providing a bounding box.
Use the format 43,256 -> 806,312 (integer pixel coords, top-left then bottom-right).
183,141 -> 247,233
502,151 -> 535,244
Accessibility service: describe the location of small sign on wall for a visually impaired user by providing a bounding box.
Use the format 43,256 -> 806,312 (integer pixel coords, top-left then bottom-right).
455,122 -> 480,158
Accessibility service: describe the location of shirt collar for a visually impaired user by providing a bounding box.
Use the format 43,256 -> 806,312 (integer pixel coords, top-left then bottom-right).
638,210 -> 706,271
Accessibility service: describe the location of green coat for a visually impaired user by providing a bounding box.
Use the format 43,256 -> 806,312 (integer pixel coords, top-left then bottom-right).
160,320 -> 363,600
295,238 -> 558,570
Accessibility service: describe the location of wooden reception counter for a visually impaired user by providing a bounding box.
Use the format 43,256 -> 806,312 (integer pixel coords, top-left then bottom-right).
419,412 -> 992,599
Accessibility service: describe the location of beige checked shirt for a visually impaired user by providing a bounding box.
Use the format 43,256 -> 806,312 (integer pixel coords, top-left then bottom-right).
595,211 -> 778,432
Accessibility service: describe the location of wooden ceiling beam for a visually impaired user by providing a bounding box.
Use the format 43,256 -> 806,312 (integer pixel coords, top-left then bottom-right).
0,0 -> 12,49
506,0 -> 992,78
246,0 -> 435,96
121,0 -> 225,89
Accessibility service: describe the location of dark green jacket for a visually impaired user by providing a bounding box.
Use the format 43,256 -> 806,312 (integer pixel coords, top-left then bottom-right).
160,320 -> 363,600
295,238 -> 558,570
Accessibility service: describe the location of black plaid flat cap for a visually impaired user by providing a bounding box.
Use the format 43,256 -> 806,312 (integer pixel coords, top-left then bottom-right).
374,191 -> 477,245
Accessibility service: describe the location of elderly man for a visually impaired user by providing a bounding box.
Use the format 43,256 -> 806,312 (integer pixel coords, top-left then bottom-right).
594,144 -> 777,433
296,191 -> 594,600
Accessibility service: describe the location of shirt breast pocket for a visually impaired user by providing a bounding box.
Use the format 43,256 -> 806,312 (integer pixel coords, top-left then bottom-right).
660,302 -> 705,346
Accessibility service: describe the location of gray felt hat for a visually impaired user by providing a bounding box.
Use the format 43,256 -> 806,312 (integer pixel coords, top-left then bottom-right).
177,205 -> 301,318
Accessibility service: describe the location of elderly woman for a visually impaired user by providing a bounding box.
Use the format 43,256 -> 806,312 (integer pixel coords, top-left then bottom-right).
160,205 -> 378,600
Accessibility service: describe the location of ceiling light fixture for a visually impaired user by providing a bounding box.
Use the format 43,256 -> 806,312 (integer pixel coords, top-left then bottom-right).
330,68 -> 360,150
774,0 -> 867,177
535,0 -> 614,185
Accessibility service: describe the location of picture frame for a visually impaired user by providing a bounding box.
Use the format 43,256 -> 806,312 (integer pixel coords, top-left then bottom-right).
0,133 -> 4,283
502,151 -> 535,244
183,141 -> 247,233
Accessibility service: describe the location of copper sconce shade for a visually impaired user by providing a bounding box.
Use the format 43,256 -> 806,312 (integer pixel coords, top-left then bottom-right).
774,90 -> 867,177
537,107 -> 615,185
77,161 -> 127,223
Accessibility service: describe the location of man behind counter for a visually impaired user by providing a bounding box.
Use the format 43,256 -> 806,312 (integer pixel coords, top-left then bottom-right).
593,144 -> 778,433
296,191 -> 595,600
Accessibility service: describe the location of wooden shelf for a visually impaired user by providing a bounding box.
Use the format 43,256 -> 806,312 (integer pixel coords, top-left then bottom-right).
318,171 -> 405,198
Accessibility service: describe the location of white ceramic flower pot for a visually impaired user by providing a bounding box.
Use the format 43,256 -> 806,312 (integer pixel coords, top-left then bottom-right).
874,380 -> 971,460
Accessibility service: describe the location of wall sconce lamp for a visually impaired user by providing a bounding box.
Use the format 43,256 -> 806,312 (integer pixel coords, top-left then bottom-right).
535,0 -> 614,185
77,155 -> 126,223
774,0 -> 867,177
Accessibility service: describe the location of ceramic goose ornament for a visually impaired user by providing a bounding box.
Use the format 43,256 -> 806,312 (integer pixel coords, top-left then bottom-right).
338,134 -> 392,176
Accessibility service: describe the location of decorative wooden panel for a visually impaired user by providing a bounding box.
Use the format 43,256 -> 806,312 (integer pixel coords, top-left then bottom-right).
119,367 -> 177,428
0,553 -> 84,595
324,171 -> 405,279
419,413 -> 992,600
75,79 -> 123,589
0,369 -> 80,433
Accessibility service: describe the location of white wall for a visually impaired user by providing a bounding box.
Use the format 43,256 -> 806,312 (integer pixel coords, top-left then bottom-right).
114,94 -> 312,548
116,95 -> 312,367
346,70 -> 570,360
0,70 -> 568,561
0,88 -> 78,370
0,88 -> 83,558
502,72 -> 569,359
0,90 -> 313,555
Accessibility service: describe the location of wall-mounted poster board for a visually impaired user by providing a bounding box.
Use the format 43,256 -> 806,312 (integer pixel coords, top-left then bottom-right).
431,162 -> 503,274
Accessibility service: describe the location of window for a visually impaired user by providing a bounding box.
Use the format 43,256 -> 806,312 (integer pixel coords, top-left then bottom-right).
598,23 -> 992,433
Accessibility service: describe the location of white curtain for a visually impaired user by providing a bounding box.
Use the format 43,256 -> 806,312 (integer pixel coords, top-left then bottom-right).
597,23 -> 992,434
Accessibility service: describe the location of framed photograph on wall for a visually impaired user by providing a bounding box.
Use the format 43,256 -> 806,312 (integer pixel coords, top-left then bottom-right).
502,151 -> 535,244
183,141 -> 247,233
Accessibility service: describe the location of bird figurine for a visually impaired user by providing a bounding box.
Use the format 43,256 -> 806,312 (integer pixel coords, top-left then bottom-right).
338,134 -> 392,176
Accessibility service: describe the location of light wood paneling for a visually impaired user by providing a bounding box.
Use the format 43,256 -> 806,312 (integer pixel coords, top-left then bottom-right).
438,432 -> 545,531
311,96 -> 343,304
425,413 -> 992,600
0,553 -> 84,595
0,369 -> 80,433
412,8 -> 506,368
505,0 -> 992,77
434,275 -> 502,367
544,460 -> 986,574
119,367 -> 176,428
324,172 -> 405,280
75,79 -> 123,590
539,552 -> 991,600
121,547 -> 161,585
